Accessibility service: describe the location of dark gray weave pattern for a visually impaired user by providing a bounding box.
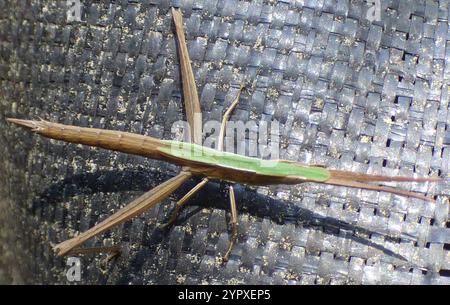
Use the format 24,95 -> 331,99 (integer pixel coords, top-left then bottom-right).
0,0 -> 449,284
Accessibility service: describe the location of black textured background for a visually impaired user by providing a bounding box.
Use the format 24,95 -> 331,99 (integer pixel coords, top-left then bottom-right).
0,0 -> 450,284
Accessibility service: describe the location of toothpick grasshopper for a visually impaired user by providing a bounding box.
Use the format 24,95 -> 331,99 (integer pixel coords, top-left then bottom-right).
7,8 -> 442,263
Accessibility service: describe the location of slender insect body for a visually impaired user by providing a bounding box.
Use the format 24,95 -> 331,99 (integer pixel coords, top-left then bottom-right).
8,118 -> 440,201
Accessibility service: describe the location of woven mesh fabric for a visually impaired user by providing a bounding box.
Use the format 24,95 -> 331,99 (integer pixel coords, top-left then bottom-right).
0,0 -> 449,284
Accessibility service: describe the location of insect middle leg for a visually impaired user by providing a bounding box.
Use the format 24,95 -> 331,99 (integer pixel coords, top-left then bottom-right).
160,177 -> 209,228
218,86 -> 243,262
223,185 -> 238,262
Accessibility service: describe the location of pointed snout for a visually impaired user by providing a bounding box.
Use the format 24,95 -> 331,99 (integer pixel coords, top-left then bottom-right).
6,118 -> 39,129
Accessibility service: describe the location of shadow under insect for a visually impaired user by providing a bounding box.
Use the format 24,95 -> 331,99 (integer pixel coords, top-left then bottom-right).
31,168 -> 412,268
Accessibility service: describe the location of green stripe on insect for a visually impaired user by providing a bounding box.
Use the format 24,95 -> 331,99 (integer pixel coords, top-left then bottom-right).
160,140 -> 331,182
